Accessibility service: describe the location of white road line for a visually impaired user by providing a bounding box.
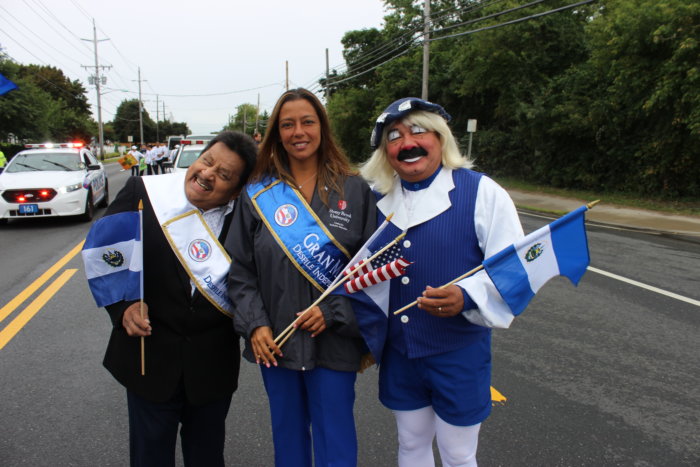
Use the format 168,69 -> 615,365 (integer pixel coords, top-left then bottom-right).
587,266 -> 700,307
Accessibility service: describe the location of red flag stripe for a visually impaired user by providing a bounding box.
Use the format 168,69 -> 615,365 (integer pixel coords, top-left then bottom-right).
343,258 -> 411,294
343,259 -> 371,278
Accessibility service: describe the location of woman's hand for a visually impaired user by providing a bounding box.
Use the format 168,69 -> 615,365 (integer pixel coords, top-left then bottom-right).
295,306 -> 326,337
417,285 -> 464,318
251,326 -> 282,367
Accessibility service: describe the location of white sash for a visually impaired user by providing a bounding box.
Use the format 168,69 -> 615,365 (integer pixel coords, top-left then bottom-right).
143,173 -> 234,317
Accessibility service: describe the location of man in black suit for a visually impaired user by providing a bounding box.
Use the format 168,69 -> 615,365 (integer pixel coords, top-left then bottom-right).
100,131 -> 257,466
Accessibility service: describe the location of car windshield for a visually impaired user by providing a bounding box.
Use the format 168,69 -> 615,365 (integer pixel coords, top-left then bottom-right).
6,152 -> 84,173
177,148 -> 203,168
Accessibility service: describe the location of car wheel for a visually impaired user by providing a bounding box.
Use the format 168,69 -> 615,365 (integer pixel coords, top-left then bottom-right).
81,191 -> 95,221
98,179 -> 109,208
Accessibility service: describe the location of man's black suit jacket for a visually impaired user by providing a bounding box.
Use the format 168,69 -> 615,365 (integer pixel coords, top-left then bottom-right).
103,176 -> 240,405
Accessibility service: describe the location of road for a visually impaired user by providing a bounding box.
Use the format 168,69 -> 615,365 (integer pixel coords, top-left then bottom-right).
0,165 -> 698,466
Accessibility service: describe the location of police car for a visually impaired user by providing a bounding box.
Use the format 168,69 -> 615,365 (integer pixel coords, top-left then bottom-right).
0,142 -> 108,223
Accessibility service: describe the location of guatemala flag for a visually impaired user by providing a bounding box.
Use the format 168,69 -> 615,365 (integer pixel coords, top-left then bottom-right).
0,72 -> 18,95
82,211 -> 142,307
483,205 -> 590,316
333,218 -> 404,363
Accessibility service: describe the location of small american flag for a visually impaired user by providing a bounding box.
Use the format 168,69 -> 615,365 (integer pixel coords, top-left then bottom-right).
344,243 -> 411,293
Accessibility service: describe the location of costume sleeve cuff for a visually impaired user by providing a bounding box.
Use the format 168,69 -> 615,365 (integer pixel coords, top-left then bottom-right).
458,269 -> 514,329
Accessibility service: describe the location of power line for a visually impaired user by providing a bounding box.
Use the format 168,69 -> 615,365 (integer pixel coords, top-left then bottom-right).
325,0 -> 503,79
22,0 -> 93,59
430,0 -> 596,42
0,6 -> 84,67
431,0 -> 547,36
102,81 -> 282,98
322,0 -> 502,88
325,0 -> 594,89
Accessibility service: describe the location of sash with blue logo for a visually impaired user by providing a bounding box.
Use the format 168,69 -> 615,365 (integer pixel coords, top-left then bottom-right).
248,179 -> 350,291
143,173 -> 234,317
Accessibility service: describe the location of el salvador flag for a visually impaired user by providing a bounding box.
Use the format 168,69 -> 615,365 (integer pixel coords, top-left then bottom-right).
483,205 -> 590,316
82,211 -> 142,307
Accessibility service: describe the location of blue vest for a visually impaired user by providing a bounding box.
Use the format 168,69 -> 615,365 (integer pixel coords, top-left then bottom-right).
383,169 -> 490,359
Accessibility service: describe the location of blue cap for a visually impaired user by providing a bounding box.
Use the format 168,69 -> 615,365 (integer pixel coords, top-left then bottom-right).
370,97 -> 451,149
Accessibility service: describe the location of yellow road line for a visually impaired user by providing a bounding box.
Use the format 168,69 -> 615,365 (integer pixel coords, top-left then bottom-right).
0,240 -> 84,324
0,269 -> 78,350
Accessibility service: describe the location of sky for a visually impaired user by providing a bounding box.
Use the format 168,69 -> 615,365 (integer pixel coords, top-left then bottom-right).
0,0 -> 388,135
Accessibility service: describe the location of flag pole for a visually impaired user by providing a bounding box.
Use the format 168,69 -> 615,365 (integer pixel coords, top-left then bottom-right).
274,230 -> 407,347
393,200 -> 601,315
138,199 -> 145,376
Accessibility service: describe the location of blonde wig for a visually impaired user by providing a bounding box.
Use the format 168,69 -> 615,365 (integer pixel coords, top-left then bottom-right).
360,110 -> 473,195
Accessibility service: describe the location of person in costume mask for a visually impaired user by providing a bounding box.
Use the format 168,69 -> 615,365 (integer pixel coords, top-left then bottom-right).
360,98 -> 524,467
96,130 -> 257,466
226,88 -> 377,467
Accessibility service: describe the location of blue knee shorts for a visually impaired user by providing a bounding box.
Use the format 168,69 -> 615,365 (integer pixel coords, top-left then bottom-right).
378,336 -> 492,426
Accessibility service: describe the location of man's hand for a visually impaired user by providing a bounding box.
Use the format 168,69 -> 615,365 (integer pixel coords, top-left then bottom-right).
417,285 -> 464,317
251,326 -> 282,368
122,302 -> 152,337
295,306 -> 327,338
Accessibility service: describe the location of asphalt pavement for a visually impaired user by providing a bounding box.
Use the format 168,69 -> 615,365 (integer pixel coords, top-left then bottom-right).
507,188 -> 700,241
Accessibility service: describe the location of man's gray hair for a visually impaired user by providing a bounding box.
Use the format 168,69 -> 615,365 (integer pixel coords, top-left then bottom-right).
360,110 -> 473,194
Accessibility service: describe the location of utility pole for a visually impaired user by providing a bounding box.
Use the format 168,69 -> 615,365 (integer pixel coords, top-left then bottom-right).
133,67 -> 146,146
285,61 -> 289,91
422,0 -> 431,100
162,101 -> 166,123
81,19 -> 110,160
255,93 -> 260,133
155,94 -> 159,142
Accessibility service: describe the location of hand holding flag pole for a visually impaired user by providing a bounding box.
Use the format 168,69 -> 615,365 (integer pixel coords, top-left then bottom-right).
393,264 -> 484,315
273,220 -> 405,349
393,200 -> 600,316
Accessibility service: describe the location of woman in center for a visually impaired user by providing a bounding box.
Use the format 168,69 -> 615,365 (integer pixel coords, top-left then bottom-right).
226,88 -> 377,467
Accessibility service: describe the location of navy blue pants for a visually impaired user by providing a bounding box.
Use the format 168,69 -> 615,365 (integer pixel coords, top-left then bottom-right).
126,384 -> 232,467
261,366 -> 357,467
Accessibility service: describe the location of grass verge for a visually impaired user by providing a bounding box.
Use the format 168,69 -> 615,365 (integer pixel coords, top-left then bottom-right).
494,177 -> 700,216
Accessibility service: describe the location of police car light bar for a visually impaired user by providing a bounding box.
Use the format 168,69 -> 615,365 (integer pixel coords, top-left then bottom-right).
24,142 -> 84,149
180,140 -> 207,145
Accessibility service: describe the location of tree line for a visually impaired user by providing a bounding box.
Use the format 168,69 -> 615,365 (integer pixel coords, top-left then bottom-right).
0,54 -> 190,154
2,0 -> 697,199
324,0 -> 699,199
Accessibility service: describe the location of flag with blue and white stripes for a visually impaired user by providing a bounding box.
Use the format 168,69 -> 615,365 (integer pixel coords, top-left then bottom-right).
82,211 -> 142,307
483,205 -> 590,316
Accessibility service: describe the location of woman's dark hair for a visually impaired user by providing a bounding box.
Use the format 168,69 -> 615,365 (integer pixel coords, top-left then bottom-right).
250,88 -> 354,204
203,130 -> 257,189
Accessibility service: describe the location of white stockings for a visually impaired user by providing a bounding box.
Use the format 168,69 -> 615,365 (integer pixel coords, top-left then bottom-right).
393,407 -> 480,467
